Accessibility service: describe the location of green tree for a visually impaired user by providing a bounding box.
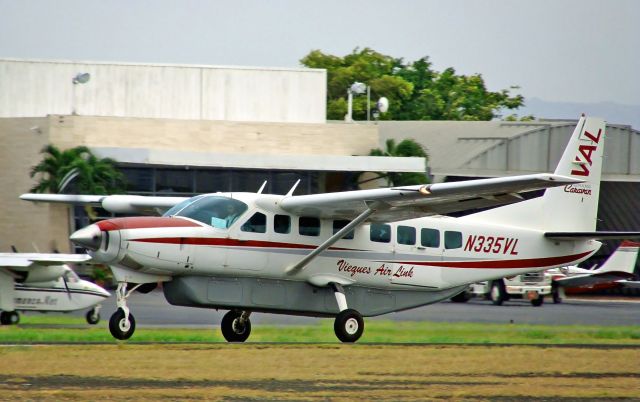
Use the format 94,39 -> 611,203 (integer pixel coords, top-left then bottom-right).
369,138 -> 429,186
301,48 -> 524,121
29,144 -> 124,195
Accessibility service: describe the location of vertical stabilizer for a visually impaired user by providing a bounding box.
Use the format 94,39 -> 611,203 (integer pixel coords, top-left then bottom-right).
593,241 -> 640,274
467,116 -> 606,231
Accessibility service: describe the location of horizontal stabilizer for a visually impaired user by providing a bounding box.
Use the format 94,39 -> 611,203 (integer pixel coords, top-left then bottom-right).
544,232 -> 640,241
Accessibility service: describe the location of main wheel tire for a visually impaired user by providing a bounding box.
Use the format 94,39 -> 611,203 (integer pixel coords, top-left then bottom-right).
86,308 -> 100,325
450,289 -> 471,303
109,308 -> 136,340
531,296 -> 544,307
0,311 -> 19,325
334,309 -> 364,343
490,281 -> 506,306
221,310 -> 251,342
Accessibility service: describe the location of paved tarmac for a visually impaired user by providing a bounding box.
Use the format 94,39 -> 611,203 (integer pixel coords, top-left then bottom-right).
75,289 -> 640,327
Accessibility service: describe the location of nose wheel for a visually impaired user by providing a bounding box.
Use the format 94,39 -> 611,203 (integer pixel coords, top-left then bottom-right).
221,310 -> 252,342
109,308 -> 136,339
108,282 -> 140,340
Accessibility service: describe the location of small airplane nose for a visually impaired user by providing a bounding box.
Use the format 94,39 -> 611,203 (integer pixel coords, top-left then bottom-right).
70,224 -> 103,251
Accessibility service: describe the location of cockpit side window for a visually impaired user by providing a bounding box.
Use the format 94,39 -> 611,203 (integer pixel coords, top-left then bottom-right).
171,196 -> 248,229
241,212 -> 267,233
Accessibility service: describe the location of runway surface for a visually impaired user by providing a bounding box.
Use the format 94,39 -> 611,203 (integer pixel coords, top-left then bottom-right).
71,289 -> 639,327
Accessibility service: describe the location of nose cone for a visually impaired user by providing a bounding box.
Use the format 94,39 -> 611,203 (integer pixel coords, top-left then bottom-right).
70,224 -> 103,251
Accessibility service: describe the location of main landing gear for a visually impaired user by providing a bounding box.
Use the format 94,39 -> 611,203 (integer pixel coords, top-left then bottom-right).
221,310 -> 252,342
108,282 -> 138,340
331,283 -> 364,343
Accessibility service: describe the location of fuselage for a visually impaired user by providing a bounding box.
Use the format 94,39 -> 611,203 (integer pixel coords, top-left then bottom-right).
73,192 -> 601,292
14,272 -> 109,312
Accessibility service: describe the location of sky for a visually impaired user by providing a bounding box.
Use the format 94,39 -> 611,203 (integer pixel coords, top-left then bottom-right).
1,0 -> 639,107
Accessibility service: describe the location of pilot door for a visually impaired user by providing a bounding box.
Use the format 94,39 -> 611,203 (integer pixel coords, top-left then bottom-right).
225,210 -> 269,271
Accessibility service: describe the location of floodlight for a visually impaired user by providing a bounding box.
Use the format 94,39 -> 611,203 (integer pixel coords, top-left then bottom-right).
73,73 -> 91,85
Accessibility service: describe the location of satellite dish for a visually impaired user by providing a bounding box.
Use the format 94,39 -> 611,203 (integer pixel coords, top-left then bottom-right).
377,97 -> 389,113
73,73 -> 91,84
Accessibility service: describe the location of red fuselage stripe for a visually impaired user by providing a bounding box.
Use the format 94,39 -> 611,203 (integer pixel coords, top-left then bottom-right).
129,237 -> 593,269
130,237 -> 360,251
389,250 -> 593,269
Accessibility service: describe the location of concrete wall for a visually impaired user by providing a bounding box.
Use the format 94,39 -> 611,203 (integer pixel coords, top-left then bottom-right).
0,59 -> 326,124
48,116 -> 376,156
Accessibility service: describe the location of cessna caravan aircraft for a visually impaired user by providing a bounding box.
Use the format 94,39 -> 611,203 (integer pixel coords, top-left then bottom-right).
0,253 -> 110,325
21,116 -> 640,342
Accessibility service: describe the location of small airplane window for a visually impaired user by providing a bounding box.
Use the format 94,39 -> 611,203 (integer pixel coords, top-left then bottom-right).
397,226 -> 416,245
370,223 -> 391,243
332,220 -> 354,239
444,231 -> 463,249
421,228 -> 440,248
299,216 -> 320,236
274,214 -> 291,234
241,212 -> 267,233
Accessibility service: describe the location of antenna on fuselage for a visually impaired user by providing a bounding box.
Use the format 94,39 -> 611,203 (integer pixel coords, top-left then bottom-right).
285,179 -> 301,196
257,181 -> 267,194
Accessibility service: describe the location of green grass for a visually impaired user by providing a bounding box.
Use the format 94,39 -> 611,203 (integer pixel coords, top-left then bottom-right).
3,315 -> 640,344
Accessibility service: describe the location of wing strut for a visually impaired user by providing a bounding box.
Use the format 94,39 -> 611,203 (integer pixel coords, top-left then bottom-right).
285,204 -> 380,275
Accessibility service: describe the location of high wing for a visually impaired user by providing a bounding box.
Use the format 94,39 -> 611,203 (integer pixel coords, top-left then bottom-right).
279,173 -> 582,222
0,253 -> 91,268
20,194 -> 187,215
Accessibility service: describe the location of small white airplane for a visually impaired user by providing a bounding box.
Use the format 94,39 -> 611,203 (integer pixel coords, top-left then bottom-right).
0,253 -> 110,325
548,240 -> 639,299
21,116 -> 640,342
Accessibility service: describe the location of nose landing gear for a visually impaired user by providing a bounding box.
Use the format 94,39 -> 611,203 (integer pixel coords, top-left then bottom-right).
108,282 -> 139,340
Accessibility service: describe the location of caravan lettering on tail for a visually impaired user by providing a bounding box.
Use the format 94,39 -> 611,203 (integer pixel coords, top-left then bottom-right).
570,129 -> 602,177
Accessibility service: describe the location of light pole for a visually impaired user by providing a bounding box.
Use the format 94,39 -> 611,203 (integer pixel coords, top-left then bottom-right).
345,82 -> 367,122
71,72 -> 91,115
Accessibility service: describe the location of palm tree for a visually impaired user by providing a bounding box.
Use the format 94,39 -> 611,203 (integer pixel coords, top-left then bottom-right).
368,138 -> 429,186
30,144 -> 124,195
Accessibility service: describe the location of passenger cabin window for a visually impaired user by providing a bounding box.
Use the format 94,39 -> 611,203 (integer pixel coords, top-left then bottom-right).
444,231 -> 463,249
421,228 -> 440,248
397,226 -> 416,245
167,196 -> 248,229
274,214 -> 291,234
332,220 -> 354,239
241,212 -> 267,233
299,217 -> 320,236
370,223 -> 391,243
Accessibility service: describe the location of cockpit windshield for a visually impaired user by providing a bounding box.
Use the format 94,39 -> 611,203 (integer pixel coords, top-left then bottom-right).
166,196 -> 248,229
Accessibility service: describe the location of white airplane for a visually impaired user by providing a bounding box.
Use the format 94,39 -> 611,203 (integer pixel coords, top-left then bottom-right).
0,253 -> 110,325
548,240 -> 639,300
21,116 -> 640,342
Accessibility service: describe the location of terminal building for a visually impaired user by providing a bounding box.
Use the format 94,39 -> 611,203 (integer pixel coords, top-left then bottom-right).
1,58 -> 639,274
